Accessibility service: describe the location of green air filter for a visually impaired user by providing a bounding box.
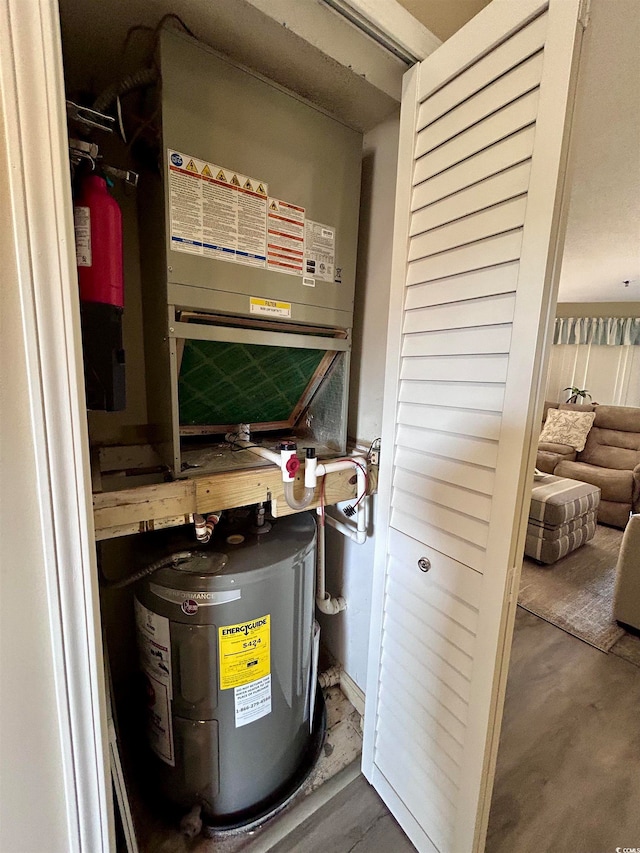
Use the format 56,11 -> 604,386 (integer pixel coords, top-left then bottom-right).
178,339 -> 327,426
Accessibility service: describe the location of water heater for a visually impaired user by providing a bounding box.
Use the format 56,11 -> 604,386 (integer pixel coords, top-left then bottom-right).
135,513 -> 318,826
139,29 -> 363,476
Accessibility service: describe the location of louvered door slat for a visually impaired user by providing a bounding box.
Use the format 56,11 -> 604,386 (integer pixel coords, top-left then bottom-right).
376,736 -> 454,852
409,197 -> 527,261
393,469 -> 492,522
401,325 -> 512,357
399,380 -> 505,411
401,353 -> 509,383
396,424 -> 499,468
405,263 -> 520,308
416,10 -> 548,125
415,52 -> 544,158
404,293 -> 516,332
410,164 -> 531,237
412,127 -> 536,209
378,690 -> 462,785
414,91 -> 539,185
365,10 -> 581,848
407,231 -> 524,285
394,446 -> 495,495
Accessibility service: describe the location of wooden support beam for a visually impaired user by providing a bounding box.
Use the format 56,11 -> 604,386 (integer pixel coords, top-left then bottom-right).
93,462 -> 376,541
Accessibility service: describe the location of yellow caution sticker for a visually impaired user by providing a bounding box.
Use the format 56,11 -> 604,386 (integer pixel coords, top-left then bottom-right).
257,183 -> 266,196
216,169 -> 227,182
230,173 -> 241,186
249,297 -> 292,318
185,159 -> 198,173
201,164 -> 213,178
219,615 -> 270,690
269,200 -> 278,211
244,178 -> 254,191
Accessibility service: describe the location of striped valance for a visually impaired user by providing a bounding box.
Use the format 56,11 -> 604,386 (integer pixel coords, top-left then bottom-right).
554,316 -> 640,346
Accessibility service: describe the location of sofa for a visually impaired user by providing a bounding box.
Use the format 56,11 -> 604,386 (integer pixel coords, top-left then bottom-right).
613,514 -> 640,630
537,403 -> 640,528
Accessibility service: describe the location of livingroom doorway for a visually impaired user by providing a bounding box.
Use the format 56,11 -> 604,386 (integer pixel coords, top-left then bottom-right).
485,1 -> 640,849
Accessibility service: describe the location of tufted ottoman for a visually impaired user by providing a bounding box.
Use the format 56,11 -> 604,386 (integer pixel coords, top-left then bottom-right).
525,475 -> 601,564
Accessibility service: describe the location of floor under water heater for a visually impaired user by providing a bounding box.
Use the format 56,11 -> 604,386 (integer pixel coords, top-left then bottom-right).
134,513 -> 319,826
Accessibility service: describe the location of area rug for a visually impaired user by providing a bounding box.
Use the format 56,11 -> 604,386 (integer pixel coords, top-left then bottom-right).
518,524 -> 625,652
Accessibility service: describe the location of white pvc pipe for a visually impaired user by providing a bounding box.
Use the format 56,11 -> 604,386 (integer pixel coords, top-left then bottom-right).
315,514 -> 346,615
317,456 -> 368,545
226,435 -> 281,466
227,438 -> 368,537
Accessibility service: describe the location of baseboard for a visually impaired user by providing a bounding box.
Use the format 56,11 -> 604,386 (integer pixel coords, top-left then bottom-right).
339,671 -> 365,718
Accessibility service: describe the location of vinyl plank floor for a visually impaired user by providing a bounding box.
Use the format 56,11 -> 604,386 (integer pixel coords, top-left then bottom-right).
268,774 -> 414,853
487,607 -> 640,853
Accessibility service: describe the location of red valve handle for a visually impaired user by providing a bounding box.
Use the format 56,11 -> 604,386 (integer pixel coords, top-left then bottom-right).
286,455 -> 300,477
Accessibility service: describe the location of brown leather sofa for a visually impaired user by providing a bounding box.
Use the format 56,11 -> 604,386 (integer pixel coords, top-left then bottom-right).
613,514 -> 640,630
537,403 -> 640,528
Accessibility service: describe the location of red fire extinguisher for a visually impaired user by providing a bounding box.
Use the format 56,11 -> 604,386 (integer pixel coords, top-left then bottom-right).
74,173 -> 126,411
74,173 -> 124,307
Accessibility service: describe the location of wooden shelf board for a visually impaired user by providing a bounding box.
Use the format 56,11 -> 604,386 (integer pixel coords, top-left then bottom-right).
93,462 -> 376,541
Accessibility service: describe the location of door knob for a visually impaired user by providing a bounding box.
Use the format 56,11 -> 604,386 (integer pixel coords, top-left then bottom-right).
418,557 -> 431,572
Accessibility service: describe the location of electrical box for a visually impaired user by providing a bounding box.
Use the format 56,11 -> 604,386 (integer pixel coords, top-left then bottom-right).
139,30 -> 363,476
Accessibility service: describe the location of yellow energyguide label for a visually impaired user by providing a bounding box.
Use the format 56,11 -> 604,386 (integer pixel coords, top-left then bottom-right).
219,615 -> 271,690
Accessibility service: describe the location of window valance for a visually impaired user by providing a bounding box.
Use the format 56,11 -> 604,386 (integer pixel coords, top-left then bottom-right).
554,316 -> 640,346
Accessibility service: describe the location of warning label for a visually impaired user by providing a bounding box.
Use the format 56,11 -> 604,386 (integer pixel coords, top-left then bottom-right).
74,206 -> 92,267
168,149 -> 268,268
135,599 -> 174,766
267,198 -> 305,276
304,219 -> 336,282
235,674 -> 272,728
219,614 -> 270,690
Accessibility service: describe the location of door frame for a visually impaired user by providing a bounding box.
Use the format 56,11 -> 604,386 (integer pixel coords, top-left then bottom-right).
1,1 -> 111,850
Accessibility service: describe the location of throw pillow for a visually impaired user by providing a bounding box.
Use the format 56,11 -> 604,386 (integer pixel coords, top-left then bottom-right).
539,408 -> 596,452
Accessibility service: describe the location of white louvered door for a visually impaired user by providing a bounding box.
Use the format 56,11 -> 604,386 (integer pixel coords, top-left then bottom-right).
363,2 -> 584,851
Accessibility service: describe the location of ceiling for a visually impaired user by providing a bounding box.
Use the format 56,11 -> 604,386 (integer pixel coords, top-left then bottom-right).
395,0 -> 491,42
399,0 -> 640,305
556,0 -> 640,303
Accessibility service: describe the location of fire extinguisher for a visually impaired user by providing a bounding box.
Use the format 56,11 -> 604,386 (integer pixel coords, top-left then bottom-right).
74,173 -> 126,411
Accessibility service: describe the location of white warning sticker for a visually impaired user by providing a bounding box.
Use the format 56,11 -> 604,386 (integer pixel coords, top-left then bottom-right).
74,206 -> 92,267
135,598 -> 174,766
168,149 -> 268,268
304,219 -> 336,282
235,674 -> 272,728
267,198 -> 305,276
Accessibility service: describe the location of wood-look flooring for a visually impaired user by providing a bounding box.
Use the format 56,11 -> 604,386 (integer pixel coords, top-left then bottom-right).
275,608 -> 640,853
267,773 -> 413,853
486,607 -> 640,852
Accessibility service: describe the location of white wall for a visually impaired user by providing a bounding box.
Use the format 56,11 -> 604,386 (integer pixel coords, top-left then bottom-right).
0,140 -> 71,853
318,111 -> 399,691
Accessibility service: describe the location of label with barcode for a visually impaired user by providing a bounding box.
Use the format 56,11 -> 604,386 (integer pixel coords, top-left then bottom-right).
234,674 -> 271,727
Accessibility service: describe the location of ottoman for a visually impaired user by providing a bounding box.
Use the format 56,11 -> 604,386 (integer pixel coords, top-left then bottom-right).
525,475 -> 600,564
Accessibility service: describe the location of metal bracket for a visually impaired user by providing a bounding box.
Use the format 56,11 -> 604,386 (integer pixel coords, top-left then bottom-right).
66,100 -> 114,133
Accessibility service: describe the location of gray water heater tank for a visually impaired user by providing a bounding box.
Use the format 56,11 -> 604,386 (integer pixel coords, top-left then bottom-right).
134,513 -> 317,824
